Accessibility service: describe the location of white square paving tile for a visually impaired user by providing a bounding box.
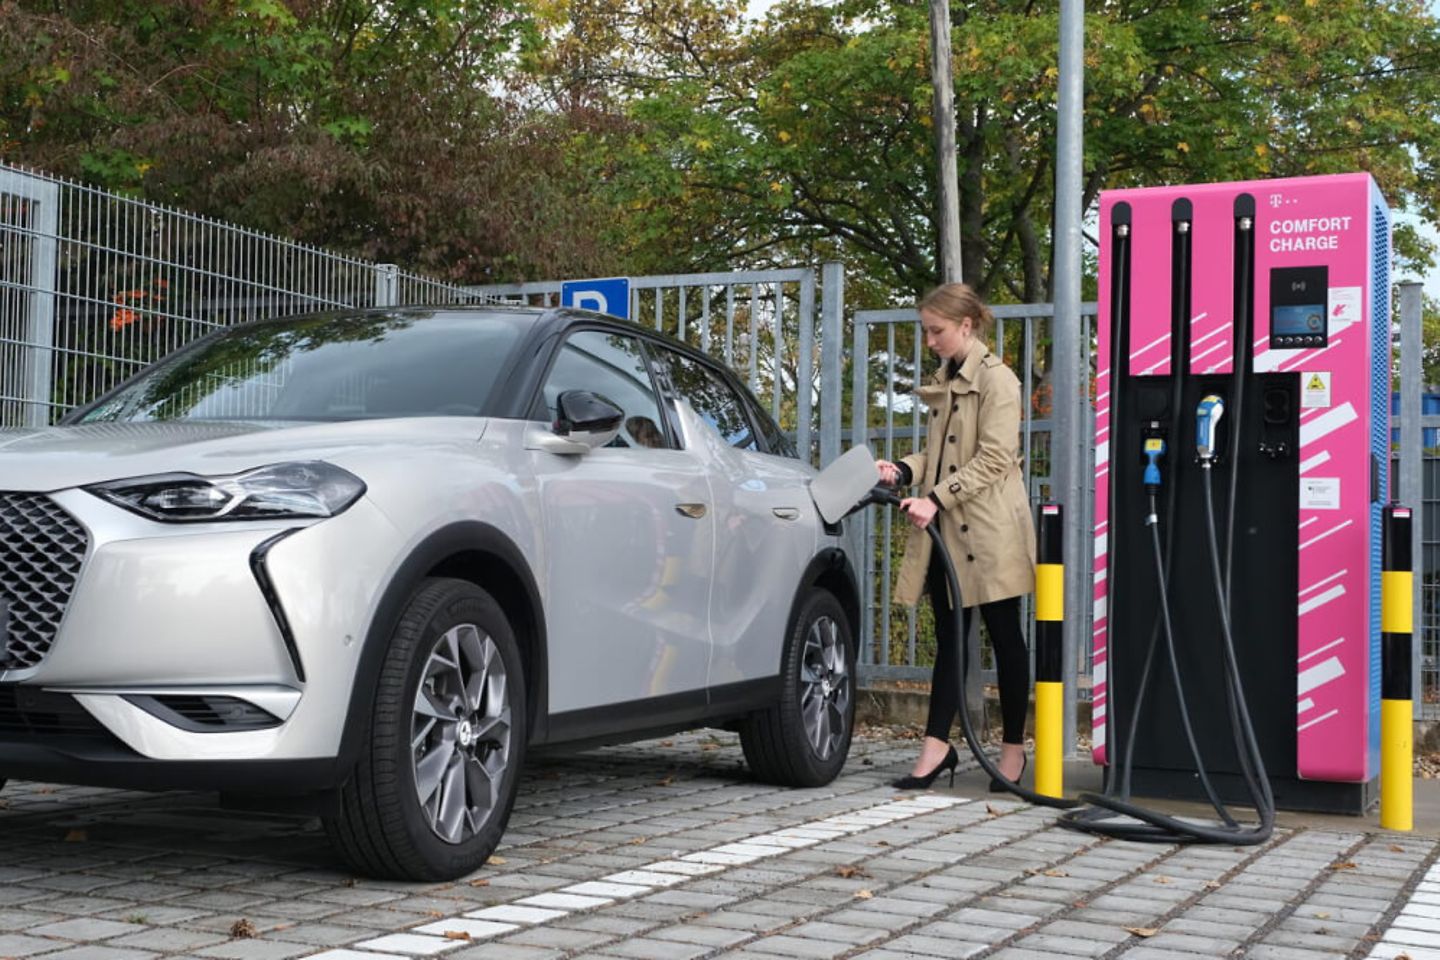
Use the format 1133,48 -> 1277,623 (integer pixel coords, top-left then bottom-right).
642,860 -> 723,876
1395,912 -> 1440,932
516,893 -> 613,910
1385,928 -> 1440,948
310,951 -> 409,960
414,919 -> 519,940
710,842 -> 788,857
462,905 -> 565,925
681,850 -> 758,865
603,870 -> 687,888
772,827 -> 846,840
356,934 -> 463,956
747,834 -> 818,848
561,880 -> 652,898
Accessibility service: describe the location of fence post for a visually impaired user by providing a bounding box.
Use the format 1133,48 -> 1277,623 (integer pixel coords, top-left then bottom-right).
6,171 -> 59,426
1381,504 -> 1414,831
820,261 -> 844,467
374,263 -> 399,307
798,271 -> 815,462
1398,283 -> 1423,706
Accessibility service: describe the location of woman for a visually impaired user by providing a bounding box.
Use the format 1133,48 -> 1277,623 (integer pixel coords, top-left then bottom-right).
877,283 -> 1036,791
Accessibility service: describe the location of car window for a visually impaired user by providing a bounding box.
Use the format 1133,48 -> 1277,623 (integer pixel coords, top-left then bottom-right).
73,311 -> 526,423
541,330 -> 670,450
657,349 -> 758,451
745,393 -> 797,459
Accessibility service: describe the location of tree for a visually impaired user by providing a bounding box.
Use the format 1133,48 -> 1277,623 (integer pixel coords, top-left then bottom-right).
564,0 -> 1440,307
0,0 -> 621,281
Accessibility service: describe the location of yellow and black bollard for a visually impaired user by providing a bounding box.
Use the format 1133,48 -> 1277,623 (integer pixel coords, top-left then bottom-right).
1035,503 -> 1064,798
1381,504 -> 1414,832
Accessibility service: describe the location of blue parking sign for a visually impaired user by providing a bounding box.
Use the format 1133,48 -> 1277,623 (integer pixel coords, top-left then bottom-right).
561,277 -> 631,320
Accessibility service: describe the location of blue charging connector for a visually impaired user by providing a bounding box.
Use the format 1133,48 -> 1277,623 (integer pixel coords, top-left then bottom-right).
1143,436 -> 1166,488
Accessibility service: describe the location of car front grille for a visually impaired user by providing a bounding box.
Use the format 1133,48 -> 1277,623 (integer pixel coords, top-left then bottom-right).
0,685 -> 110,737
0,493 -> 89,671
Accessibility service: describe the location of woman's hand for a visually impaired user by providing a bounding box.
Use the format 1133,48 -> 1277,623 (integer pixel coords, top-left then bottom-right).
876,458 -> 902,486
900,496 -> 938,529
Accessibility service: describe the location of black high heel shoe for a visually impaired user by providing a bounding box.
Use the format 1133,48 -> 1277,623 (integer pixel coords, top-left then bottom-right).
989,754 -> 1027,793
891,745 -> 959,790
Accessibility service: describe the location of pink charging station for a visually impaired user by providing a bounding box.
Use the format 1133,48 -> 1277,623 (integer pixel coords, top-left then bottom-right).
1092,173 -> 1391,813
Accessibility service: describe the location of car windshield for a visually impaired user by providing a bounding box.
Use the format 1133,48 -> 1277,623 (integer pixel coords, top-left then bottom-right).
73,310 -> 527,424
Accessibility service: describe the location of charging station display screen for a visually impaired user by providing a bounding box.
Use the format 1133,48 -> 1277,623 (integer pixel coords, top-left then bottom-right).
1269,265 -> 1329,349
1272,304 -> 1325,337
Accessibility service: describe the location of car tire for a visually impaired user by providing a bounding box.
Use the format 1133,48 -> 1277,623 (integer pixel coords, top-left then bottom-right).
325,578 -> 525,881
740,589 -> 854,787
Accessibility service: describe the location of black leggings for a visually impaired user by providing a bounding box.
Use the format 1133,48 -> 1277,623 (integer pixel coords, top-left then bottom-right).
924,555 -> 1029,745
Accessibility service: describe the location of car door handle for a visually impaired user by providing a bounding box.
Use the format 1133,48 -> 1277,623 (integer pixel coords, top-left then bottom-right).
772,507 -> 800,521
675,503 -> 707,519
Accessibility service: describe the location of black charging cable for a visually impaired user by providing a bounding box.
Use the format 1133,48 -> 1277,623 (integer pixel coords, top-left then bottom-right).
859,485 -> 1079,811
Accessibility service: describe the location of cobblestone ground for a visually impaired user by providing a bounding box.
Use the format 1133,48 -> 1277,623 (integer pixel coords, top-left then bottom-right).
0,730 -> 1436,960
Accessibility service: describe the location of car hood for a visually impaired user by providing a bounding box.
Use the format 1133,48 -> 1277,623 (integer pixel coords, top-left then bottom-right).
0,419 -> 488,492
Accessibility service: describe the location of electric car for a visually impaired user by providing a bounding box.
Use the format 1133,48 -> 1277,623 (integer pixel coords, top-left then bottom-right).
0,306 -> 860,880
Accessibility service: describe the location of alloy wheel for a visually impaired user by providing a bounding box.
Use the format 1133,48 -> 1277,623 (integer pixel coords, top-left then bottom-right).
411,623 -> 512,844
798,615 -> 849,760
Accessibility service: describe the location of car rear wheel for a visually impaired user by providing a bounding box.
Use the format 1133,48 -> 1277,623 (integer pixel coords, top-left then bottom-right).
326,578 -> 525,880
739,589 -> 854,787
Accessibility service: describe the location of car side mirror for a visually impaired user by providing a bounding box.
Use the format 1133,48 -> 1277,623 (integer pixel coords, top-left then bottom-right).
554,390 -> 623,449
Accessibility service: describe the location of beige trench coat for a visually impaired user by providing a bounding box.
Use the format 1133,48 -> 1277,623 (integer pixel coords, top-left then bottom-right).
894,339 -> 1036,608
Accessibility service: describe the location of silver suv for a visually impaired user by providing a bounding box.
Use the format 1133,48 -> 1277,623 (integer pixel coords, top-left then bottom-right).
0,307 -> 859,880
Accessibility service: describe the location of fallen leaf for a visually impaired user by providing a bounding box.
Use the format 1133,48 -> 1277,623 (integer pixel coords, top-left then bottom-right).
230,919 -> 257,939
1203,880 -> 1222,890
854,889 -> 874,899
658,776 -> 674,787
343,878 -> 357,888
1154,876 -> 1171,884
63,829 -> 87,842
1126,927 -> 1158,938
836,865 -> 870,879
628,838 -> 646,845
985,804 -> 1000,817
486,856 -> 507,866
467,879 -> 489,888
1043,868 -> 1067,878
442,931 -> 471,942
1313,911 -> 1330,920
659,740 -> 674,747
1331,861 -> 1358,871
427,911 -> 445,918
700,743 -> 720,751
1390,844 -> 1405,853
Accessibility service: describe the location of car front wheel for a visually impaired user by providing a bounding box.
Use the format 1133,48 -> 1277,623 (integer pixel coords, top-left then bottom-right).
326,578 -> 525,880
740,589 -> 854,787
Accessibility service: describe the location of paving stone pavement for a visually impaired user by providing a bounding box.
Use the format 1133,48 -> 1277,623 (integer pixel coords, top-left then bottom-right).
1,730 -> 1436,960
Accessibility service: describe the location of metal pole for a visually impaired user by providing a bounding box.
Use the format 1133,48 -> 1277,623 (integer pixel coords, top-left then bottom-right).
928,0 -> 962,283
820,261 -> 844,466
374,264 -> 398,307
1399,282 -> 1423,705
1054,0 -> 1085,757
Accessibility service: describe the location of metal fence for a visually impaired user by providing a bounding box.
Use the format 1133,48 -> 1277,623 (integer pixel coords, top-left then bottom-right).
466,265 -> 845,467
1,159 -> 1433,726
0,163 -> 493,426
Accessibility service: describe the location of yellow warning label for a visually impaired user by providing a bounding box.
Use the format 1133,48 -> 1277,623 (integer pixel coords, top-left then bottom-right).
1302,371 -> 1332,409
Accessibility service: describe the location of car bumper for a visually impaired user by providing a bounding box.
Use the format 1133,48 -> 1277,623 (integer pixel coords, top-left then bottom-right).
0,488 -> 403,779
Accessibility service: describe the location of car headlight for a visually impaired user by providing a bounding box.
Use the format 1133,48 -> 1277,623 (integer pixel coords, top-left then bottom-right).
86,461 -> 366,522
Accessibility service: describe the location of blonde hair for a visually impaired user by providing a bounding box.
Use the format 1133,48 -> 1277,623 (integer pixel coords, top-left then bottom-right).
918,283 -> 994,340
